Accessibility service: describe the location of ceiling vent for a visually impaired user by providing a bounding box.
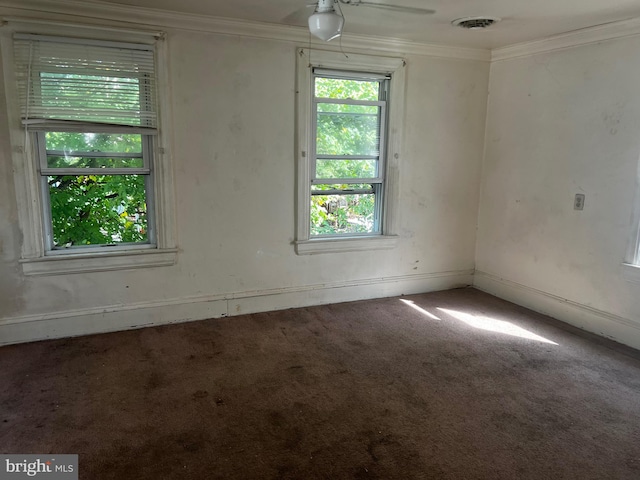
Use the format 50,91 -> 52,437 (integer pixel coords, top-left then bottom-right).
452,16 -> 501,30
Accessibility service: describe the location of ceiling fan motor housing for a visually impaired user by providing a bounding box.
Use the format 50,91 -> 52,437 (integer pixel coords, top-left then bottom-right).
308,0 -> 344,41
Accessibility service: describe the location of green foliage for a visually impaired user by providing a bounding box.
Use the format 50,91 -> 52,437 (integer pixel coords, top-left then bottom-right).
316,104 -> 379,157
311,191 -> 375,235
47,155 -> 143,169
315,77 -> 379,101
46,132 -> 142,153
316,159 -> 376,179
49,174 -> 147,246
45,132 -> 148,247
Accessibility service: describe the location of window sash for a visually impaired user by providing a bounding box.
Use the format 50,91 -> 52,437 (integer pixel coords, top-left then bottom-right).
40,174 -> 155,251
36,132 -> 155,251
310,183 -> 384,236
37,130 -> 151,175
311,87 -> 387,182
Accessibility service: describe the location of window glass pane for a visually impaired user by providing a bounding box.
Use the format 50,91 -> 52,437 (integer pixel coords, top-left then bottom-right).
318,104 -> 378,114
316,109 -> 380,156
46,156 -> 144,169
311,191 -> 376,235
48,174 -> 148,247
45,132 -> 142,153
315,77 -> 379,101
316,159 -> 377,179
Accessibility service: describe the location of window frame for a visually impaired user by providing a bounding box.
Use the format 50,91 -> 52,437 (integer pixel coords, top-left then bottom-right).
295,48 -> 404,255
311,69 -> 388,237
35,129 -> 156,254
1,23 -> 177,275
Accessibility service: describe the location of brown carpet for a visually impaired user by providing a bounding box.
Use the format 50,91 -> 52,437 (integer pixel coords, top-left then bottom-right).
1,288 -> 640,479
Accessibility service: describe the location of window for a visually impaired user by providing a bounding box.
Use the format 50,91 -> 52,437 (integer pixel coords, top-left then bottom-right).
4,30 -> 176,274
295,49 -> 404,255
311,70 -> 388,236
36,131 -> 153,251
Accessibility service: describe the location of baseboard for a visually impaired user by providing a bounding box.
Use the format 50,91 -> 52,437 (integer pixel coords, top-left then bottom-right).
0,269 -> 473,346
474,270 -> 640,351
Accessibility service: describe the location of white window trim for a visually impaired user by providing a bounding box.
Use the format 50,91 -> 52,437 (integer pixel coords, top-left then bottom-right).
20,247 -> 178,276
621,263 -> 640,284
622,214 -> 640,283
1,21 -> 177,275
295,48 -> 404,255
622,162 -> 640,282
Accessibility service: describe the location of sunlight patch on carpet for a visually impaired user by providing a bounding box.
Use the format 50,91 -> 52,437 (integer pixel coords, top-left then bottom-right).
437,308 -> 559,345
400,299 -> 441,320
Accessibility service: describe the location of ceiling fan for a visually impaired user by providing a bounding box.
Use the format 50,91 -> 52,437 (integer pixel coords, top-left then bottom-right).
293,0 -> 436,41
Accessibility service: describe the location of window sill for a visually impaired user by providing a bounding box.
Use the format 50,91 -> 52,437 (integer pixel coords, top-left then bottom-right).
20,248 -> 178,276
295,235 -> 398,255
621,263 -> 640,284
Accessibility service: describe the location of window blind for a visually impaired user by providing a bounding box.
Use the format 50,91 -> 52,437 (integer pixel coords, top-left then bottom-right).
13,34 -> 157,128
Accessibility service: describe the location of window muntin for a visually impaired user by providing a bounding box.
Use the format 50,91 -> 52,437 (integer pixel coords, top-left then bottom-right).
310,70 -> 388,237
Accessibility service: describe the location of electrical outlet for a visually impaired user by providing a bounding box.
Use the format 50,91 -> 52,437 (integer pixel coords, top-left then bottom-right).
574,193 -> 585,210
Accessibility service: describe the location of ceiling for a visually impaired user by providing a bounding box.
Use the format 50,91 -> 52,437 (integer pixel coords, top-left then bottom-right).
94,0 -> 640,49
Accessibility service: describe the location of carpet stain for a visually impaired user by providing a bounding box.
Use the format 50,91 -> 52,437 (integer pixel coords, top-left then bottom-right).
192,390 -> 208,400
146,372 -> 164,390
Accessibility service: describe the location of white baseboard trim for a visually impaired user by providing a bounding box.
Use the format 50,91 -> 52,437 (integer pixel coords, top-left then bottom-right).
0,269 -> 473,346
474,270 -> 640,351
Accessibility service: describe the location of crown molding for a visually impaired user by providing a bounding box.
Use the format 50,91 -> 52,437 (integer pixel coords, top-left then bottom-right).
2,0 -> 640,64
492,16 -> 640,62
0,0 -> 490,61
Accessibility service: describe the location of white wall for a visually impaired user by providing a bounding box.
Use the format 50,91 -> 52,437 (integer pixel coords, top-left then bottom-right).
0,17 -> 489,344
4,5 -> 640,351
475,36 -> 640,349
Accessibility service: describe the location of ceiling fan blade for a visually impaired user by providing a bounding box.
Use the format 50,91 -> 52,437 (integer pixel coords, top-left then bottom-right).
282,4 -> 316,25
341,0 -> 435,15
